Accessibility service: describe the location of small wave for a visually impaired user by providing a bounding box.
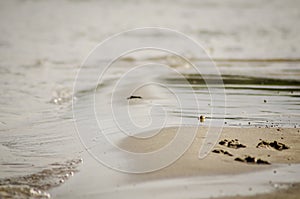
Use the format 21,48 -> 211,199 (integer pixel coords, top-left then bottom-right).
50,87 -> 73,105
0,158 -> 83,199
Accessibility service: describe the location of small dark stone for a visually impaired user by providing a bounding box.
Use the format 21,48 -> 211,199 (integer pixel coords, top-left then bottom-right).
127,95 -> 142,100
199,115 -> 205,122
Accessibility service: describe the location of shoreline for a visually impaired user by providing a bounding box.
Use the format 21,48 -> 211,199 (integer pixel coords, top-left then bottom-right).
49,127 -> 300,198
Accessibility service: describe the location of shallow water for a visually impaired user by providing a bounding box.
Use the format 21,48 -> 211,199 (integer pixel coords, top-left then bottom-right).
0,0 -> 300,198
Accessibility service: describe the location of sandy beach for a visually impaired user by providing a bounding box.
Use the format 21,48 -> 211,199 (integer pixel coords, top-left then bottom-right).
1,0 -> 300,198
1,127 -> 299,198
46,127 -> 300,199
119,127 -> 300,177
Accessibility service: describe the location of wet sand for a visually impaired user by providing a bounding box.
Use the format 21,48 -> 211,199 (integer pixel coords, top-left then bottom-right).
50,127 -> 300,199
119,127 -> 300,179
221,183 -> 300,199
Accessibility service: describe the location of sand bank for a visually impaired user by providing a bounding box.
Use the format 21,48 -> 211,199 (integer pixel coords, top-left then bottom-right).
49,127 -> 300,199
119,127 -> 300,180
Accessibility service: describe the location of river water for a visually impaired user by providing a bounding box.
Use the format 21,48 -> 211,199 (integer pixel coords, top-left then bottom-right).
0,0 -> 300,198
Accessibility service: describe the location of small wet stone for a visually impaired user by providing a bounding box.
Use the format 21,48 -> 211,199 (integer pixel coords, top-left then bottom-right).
199,115 -> 205,122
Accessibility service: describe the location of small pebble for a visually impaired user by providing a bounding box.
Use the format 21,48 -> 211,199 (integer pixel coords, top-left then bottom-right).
199,115 -> 205,122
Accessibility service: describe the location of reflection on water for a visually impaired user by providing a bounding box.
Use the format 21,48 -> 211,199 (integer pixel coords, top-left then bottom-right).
164,72 -> 300,127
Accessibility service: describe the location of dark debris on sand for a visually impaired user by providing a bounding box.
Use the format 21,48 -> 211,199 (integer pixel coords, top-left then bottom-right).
219,139 -> 246,149
234,156 -> 271,165
256,140 -> 289,151
212,149 -> 233,156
